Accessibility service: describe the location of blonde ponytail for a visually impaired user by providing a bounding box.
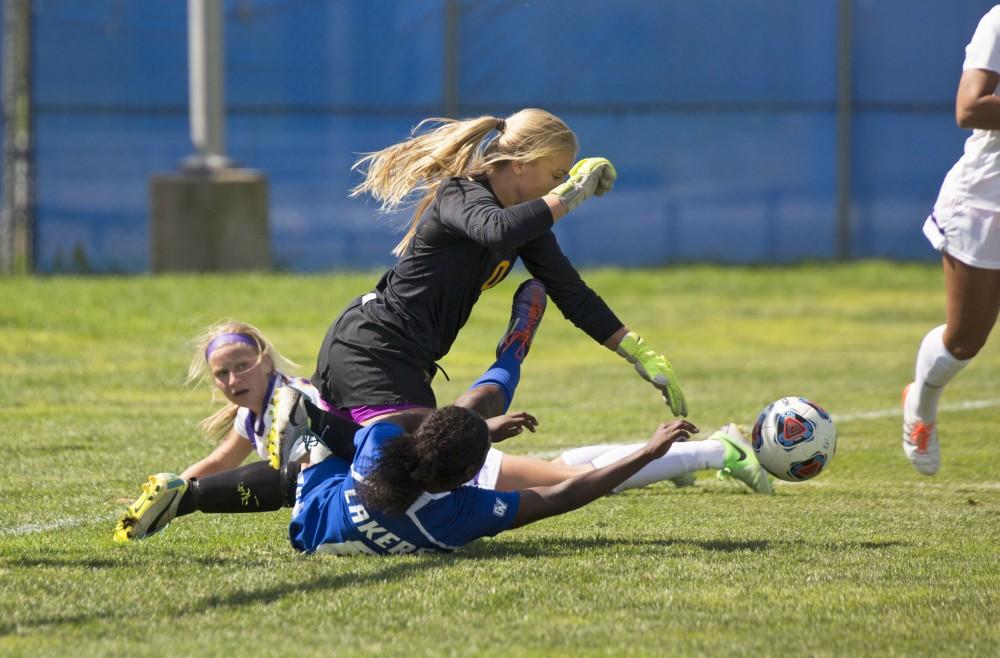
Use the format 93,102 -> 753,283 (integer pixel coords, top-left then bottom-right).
351,108 -> 578,256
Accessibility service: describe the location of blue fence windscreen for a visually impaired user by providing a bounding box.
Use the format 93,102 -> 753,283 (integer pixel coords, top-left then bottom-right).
10,0 -> 998,271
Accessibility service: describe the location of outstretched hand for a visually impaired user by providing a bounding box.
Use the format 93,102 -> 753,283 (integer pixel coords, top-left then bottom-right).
645,419 -> 699,459
615,332 -> 688,417
548,157 -> 617,212
487,411 -> 539,443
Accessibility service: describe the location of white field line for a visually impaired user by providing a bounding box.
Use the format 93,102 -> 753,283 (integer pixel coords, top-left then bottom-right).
832,397 -> 1000,423
0,514 -> 113,537
525,398 -> 1000,460
5,399 -> 1000,537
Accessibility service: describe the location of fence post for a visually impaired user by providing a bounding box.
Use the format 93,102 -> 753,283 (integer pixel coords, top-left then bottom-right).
443,0 -> 460,118
1,0 -> 34,275
149,0 -> 270,272
836,0 -> 853,260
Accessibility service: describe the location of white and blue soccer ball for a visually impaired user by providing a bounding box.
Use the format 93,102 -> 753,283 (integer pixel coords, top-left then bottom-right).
751,397 -> 837,482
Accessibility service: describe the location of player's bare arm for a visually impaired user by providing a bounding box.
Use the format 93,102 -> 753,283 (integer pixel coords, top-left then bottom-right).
509,419 -> 698,529
955,68 -> 1000,129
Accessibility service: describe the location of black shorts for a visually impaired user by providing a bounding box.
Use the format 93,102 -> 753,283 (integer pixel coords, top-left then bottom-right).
312,294 -> 438,410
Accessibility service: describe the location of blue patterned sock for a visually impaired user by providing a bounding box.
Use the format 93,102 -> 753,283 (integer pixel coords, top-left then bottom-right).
469,349 -> 521,412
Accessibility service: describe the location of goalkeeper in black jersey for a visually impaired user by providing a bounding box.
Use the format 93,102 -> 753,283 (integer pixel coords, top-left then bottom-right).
313,108 -> 688,428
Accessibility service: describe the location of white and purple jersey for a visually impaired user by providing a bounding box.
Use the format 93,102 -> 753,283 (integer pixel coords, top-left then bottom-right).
234,373 -> 329,461
289,421 -> 520,555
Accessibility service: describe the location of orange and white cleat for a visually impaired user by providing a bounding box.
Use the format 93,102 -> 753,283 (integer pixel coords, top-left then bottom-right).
901,383 -> 940,476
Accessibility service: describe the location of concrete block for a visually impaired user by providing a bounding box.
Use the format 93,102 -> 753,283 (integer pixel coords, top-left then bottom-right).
150,168 -> 270,272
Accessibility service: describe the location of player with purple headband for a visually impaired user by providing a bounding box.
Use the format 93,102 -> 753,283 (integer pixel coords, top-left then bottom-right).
113,320 -> 360,543
114,286 -> 556,543
115,290 -> 769,543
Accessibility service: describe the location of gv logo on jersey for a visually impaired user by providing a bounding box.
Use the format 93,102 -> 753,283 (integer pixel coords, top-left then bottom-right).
481,260 -> 511,290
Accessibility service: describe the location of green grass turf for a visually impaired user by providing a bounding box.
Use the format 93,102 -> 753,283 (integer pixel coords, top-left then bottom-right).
1,262 -> 998,657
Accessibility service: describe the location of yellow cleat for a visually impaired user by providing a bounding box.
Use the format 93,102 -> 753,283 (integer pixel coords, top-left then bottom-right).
113,473 -> 187,543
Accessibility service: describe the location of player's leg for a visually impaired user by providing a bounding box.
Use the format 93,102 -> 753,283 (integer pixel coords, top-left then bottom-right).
493,453 -> 590,490
182,460 -> 300,514
903,254 -> 1000,474
555,423 -> 771,494
454,279 -> 547,418
114,461 -> 300,542
942,253 -> 1000,359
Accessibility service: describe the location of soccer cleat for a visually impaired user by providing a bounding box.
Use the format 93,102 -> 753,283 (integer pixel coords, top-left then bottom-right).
497,279 -> 547,362
715,423 -> 773,494
266,385 -> 317,470
113,473 -> 188,543
901,383 -> 940,475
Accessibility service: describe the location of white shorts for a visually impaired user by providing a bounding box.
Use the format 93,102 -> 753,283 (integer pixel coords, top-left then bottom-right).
466,447 -> 504,489
923,197 -> 1000,269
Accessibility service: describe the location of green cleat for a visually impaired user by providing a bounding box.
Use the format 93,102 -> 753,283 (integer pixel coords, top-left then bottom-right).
715,424 -> 773,494
113,473 -> 188,542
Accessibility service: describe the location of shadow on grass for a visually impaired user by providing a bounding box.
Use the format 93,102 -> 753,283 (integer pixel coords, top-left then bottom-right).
0,537 -> 912,635
461,536 -> 771,559
2,556 -> 120,569
190,558 -> 441,612
461,536 -> 910,560
0,557 -> 442,636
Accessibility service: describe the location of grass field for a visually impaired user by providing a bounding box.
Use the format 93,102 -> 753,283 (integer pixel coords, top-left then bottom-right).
1,262 -> 998,657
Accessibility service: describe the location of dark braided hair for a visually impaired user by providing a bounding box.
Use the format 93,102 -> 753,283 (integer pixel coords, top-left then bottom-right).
357,406 -> 490,515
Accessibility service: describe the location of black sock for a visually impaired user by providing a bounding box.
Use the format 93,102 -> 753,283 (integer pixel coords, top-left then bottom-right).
305,401 -> 361,462
175,460 -> 300,515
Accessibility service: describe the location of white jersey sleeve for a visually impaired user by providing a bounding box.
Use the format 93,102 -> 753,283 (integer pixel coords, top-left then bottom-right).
234,407 -> 252,440
964,6 -> 1000,74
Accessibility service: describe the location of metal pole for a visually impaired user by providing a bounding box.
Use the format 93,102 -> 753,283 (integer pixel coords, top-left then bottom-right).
186,0 -> 229,170
1,0 -> 34,274
443,0 -> 460,118
836,0 -> 853,260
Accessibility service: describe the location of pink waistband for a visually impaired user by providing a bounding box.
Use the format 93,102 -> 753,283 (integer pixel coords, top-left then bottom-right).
348,403 -> 425,424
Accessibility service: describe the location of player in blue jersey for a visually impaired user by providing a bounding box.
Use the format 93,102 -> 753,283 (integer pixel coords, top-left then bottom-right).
291,408 -> 700,555
116,285 -> 768,543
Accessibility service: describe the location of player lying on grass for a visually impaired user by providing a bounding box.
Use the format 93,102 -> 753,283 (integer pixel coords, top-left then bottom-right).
291,409 -> 701,555
114,284 -> 769,543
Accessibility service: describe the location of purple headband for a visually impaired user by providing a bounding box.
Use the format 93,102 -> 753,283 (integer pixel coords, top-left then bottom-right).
205,333 -> 259,361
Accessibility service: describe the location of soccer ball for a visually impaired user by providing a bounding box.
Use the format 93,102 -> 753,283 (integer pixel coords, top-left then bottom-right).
751,397 -> 837,482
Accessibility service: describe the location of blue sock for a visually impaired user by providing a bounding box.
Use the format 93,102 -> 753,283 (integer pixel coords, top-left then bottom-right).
469,349 -> 521,413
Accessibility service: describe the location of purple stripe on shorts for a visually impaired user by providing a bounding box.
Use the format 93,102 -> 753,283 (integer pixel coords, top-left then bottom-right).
929,213 -> 946,236
349,403 -> 425,424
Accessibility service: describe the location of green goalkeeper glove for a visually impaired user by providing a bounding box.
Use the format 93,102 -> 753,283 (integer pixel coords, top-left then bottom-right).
615,331 -> 688,417
549,157 -> 617,212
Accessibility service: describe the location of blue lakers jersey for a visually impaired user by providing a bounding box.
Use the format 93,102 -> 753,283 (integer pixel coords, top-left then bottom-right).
289,421 -> 520,555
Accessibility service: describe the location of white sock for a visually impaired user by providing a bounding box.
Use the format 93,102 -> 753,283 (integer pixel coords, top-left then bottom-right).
910,324 -> 971,421
591,440 -> 727,493
558,444 -> 622,466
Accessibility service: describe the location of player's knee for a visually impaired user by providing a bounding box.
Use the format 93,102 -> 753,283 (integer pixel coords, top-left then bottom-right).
943,332 -> 985,360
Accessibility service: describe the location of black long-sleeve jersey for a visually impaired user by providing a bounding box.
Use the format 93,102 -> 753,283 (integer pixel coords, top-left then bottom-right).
368,176 -> 623,364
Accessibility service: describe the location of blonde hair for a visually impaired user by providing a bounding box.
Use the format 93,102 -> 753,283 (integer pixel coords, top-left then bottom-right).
187,320 -> 300,442
350,108 -> 578,256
